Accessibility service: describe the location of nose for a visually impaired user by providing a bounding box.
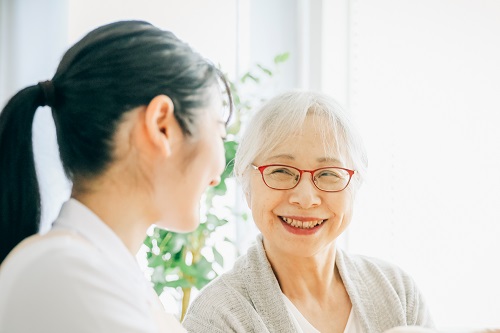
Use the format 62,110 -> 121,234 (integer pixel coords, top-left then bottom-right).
288,173 -> 321,209
209,175 -> 221,187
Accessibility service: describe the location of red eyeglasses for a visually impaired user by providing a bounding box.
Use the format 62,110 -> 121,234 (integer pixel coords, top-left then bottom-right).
252,164 -> 355,192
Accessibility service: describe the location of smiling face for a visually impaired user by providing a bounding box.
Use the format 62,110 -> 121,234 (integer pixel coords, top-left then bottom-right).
247,113 -> 356,258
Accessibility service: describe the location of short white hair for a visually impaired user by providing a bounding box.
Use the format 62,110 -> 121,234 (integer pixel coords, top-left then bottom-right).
234,90 -> 368,195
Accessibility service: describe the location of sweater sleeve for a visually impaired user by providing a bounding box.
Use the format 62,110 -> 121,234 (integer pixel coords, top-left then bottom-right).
375,258 -> 435,329
182,315 -> 228,333
372,257 -> 435,329
338,250 -> 435,331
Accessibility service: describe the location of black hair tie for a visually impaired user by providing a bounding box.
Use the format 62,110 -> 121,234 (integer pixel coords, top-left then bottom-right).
37,80 -> 56,107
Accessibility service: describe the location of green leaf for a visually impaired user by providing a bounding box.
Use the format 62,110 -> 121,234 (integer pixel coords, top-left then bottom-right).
178,262 -> 198,277
156,228 -> 169,239
274,52 -> 290,64
166,234 -> 186,253
206,214 -> 228,228
143,235 -> 153,248
153,283 -> 165,295
227,121 -> 241,135
221,162 -> 234,180
224,140 -> 238,161
212,247 -> 224,267
148,254 -> 167,267
241,72 -> 260,84
223,236 -> 234,245
256,64 -> 273,76
193,257 -> 214,277
164,278 -> 192,289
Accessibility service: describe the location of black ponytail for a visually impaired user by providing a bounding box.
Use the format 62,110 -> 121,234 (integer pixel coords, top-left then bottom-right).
0,86 -> 45,263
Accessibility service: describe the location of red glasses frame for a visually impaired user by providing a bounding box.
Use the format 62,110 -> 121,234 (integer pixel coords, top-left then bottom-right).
251,164 -> 356,192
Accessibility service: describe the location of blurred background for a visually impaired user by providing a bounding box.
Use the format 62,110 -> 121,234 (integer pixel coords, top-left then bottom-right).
1,0 -> 499,329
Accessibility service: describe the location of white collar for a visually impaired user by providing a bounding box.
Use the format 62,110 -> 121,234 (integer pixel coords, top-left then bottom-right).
52,198 -> 140,273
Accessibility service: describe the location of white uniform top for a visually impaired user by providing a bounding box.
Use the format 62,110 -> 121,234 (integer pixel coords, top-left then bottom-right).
283,293 -> 364,333
0,199 -> 185,333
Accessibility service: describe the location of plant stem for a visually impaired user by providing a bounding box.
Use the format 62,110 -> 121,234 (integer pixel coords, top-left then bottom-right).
180,287 -> 192,322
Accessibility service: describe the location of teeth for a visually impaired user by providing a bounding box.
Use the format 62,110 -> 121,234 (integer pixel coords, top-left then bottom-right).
281,217 -> 325,229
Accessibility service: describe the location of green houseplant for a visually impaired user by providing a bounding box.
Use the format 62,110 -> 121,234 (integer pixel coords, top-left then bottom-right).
143,53 -> 290,321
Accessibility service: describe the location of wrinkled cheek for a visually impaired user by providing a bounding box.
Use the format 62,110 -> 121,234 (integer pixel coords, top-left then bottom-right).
250,205 -> 269,233
345,199 -> 355,220
265,212 -> 280,233
338,203 -> 354,230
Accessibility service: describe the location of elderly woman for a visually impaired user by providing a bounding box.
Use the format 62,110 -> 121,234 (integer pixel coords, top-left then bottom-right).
183,90 -> 434,333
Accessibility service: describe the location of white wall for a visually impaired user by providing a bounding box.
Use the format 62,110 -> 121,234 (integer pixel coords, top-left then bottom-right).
0,0 -> 68,104
322,0 -> 500,328
67,0 -> 238,77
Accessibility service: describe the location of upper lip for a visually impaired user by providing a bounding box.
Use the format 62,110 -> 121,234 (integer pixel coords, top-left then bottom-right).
279,215 -> 327,222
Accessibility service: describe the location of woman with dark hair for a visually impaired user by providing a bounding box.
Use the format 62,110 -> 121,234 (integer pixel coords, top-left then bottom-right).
0,20 -> 231,332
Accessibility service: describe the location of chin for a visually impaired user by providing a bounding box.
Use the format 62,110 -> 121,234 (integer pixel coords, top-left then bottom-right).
177,217 -> 200,233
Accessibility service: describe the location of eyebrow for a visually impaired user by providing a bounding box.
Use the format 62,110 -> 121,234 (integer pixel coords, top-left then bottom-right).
268,154 -> 343,164
317,157 -> 343,164
268,154 -> 295,161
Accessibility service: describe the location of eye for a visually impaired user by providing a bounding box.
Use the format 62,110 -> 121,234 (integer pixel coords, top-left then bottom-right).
265,166 -> 298,180
270,167 -> 293,175
316,169 -> 343,180
318,170 -> 340,177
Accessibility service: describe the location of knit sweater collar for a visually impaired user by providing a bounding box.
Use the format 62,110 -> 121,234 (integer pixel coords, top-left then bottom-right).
237,234 -> 397,332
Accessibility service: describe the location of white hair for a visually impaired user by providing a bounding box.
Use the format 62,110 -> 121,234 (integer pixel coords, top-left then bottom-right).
234,90 -> 368,195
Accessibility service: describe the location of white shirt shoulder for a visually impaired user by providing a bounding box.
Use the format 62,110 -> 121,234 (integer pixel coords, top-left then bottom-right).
0,199 -> 184,333
0,231 -> 157,332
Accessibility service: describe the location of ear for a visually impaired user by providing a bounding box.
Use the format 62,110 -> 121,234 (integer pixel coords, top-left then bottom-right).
144,95 -> 178,156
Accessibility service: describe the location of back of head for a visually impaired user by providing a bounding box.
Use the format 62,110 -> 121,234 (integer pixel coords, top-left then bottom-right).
234,90 -> 368,195
53,20 -> 219,177
0,20 -> 226,263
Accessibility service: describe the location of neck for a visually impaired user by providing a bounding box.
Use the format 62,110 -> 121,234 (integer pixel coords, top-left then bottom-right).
264,239 -> 342,300
72,175 -> 154,255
